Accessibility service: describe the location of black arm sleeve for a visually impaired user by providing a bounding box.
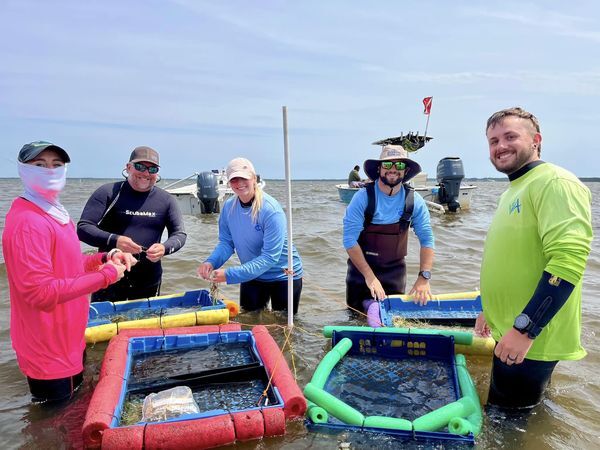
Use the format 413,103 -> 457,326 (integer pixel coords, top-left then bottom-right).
522,271 -> 575,338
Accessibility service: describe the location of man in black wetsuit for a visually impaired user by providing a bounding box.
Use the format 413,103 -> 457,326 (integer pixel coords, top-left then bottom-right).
77,146 -> 187,301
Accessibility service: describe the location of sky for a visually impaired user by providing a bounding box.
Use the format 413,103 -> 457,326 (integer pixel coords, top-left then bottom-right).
1,0 -> 600,180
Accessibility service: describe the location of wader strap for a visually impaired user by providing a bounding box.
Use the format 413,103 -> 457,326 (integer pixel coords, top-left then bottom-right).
364,182 -> 376,227
364,182 -> 414,227
399,184 -> 414,229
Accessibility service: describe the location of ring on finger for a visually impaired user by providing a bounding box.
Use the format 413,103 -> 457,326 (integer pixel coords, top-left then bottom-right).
507,355 -> 517,361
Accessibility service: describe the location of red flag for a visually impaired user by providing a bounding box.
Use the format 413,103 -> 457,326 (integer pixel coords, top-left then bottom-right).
423,96 -> 433,115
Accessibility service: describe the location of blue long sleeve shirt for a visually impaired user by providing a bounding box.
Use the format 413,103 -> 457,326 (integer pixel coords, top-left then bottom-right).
205,193 -> 303,284
343,183 -> 435,250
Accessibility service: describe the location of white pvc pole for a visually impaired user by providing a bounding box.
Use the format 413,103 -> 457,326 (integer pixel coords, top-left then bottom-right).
282,106 -> 294,328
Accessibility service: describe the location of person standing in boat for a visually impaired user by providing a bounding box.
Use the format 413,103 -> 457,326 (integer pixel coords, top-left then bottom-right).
2,141 -> 131,404
77,146 -> 187,302
347,165 -> 365,188
197,157 -> 303,314
476,107 -> 592,409
343,145 -> 435,311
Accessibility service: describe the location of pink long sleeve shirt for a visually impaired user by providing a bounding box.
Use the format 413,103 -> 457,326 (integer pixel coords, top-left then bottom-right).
2,198 -> 118,380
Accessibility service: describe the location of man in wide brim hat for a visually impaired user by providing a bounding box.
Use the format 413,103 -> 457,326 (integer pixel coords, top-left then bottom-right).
342,144 -> 435,311
363,145 -> 422,183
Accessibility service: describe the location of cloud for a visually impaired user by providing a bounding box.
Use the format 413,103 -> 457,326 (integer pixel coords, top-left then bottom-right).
462,4 -> 600,42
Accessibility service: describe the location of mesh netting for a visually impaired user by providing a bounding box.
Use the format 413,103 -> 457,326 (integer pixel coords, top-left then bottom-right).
93,306 -> 201,324
391,310 -> 479,320
120,342 -> 276,425
325,354 -> 457,421
129,343 -> 256,385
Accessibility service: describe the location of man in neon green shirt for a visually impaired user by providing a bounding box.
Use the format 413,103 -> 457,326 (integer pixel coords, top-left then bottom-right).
476,107 -> 593,409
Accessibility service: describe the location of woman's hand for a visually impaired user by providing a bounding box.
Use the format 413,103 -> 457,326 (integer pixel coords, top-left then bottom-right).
110,251 -> 137,271
210,269 -> 227,283
104,260 -> 126,281
197,262 -> 214,280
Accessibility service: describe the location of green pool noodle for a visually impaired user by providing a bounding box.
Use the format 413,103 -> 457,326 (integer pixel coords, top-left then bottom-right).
454,354 -> 483,436
412,396 -> 477,432
310,337 -> 353,388
303,382 -> 364,426
448,417 -> 475,435
307,404 -> 329,424
322,325 -> 473,345
363,415 -> 412,431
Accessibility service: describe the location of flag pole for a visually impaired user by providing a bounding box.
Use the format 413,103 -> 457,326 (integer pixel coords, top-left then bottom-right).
422,96 -> 433,144
282,106 -> 294,328
423,113 -> 431,141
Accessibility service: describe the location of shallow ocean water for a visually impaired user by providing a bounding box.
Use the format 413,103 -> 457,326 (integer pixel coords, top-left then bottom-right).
0,178 -> 598,449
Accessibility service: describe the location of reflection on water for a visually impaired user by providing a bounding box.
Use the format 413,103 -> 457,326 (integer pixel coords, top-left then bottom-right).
0,179 -> 599,449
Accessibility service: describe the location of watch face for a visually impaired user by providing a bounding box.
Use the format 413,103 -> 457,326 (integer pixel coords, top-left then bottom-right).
420,271 -> 431,280
514,313 -> 530,330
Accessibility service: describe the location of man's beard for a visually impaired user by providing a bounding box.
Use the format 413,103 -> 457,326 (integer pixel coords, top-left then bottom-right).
380,173 -> 402,187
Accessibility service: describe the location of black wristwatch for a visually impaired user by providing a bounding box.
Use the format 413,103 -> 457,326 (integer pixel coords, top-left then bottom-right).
513,313 -> 540,339
418,270 -> 432,280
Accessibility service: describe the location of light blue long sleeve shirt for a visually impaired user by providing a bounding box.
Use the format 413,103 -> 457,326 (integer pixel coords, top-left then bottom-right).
205,193 -> 303,284
343,183 -> 435,250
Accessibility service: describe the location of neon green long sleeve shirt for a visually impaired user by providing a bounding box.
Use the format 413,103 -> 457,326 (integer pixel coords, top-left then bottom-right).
481,163 -> 592,361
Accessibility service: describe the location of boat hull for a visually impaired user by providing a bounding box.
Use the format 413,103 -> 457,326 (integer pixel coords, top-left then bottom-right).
336,184 -> 360,203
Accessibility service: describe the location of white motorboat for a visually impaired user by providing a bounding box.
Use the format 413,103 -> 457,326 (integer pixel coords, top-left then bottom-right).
165,169 -> 266,215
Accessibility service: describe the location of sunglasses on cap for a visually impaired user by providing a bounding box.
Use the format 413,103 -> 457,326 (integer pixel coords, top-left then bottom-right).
132,162 -> 159,174
381,161 -> 406,170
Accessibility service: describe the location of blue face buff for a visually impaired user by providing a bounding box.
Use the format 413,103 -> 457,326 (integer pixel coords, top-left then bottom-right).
17,162 -> 70,224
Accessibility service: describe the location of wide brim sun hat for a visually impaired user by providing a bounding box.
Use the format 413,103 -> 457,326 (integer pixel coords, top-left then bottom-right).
363,145 -> 422,182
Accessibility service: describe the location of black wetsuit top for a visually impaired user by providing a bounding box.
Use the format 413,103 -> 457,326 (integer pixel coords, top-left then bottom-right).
77,181 -> 186,300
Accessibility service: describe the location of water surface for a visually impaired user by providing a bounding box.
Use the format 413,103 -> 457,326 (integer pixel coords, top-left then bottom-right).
0,178 -> 598,449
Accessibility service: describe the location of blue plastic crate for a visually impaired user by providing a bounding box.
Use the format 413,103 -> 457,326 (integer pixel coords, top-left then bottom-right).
110,330 -> 283,428
306,329 -> 477,445
87,289 -> 225,327
380,295 -> 482,327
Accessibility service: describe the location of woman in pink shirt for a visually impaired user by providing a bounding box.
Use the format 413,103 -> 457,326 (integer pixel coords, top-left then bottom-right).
2,141 -> 134,404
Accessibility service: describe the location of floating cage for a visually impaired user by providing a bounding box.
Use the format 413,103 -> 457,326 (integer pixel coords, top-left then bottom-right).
82,324 -> 306,449
367,291 -> 483,328
86,289 -> 239,343
304,326 -> 483,445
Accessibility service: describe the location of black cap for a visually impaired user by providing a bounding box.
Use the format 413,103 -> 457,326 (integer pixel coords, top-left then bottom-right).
18,141 -> 71,163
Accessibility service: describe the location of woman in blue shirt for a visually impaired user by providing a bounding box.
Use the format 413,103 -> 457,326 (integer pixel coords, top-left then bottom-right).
198,158 -> 303,314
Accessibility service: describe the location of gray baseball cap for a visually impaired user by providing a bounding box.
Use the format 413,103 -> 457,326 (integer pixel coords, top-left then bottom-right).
18,141 -> 71,163
129,146 -> 160,166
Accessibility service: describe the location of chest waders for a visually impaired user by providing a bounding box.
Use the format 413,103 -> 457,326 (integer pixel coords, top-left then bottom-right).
345,182 -> 414,310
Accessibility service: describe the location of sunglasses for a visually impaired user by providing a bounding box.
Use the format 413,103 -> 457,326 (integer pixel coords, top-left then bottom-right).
381,161 -> 406,170
132,162 -> 159,174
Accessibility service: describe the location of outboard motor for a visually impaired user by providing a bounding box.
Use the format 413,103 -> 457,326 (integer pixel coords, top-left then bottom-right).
197,171 -> 219,214
436,157 -> 464,212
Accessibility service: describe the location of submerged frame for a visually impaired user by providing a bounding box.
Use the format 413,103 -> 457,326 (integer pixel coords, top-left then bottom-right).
85,289 -> 239,343
82,324 -> 306,449
304,326 -> 483,444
